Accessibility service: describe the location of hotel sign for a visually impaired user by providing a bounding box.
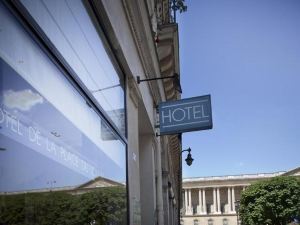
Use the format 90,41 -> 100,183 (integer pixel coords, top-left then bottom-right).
159,95 -> 212,135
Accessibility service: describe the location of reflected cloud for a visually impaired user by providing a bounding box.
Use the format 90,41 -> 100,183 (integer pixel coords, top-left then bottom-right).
4,89 -> 44,111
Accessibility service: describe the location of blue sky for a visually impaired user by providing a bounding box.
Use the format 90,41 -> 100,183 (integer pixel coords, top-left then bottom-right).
178,0 -> 300,177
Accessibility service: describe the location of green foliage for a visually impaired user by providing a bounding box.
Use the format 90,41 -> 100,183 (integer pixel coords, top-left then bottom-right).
240,176 -> 300,225
0,187 -> 127,225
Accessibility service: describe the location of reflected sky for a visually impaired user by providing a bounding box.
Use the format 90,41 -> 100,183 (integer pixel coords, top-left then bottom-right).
0,57 -> 126,192
20,0 -> 125,135
0,1 -> 126,192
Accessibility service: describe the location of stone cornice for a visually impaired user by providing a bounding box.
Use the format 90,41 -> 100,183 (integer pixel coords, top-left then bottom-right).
183,171 -> 284,183
183,184 -> 251,189
182,213 -> 238,218
157,23 -> 180,101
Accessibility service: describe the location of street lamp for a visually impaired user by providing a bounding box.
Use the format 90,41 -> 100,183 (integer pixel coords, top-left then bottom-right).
47,180 -> 56,190
181,147 -> 193,166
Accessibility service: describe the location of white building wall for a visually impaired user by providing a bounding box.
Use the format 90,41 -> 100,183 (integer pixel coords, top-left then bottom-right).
100,1 -> 178,225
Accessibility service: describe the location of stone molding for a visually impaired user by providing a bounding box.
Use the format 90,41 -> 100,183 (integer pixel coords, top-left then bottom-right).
122,0 -> 163,105
128,76 -> 142,108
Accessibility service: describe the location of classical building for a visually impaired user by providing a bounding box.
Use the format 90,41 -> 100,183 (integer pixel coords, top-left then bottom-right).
0,1 -> 182,225
181,167 -> 300,225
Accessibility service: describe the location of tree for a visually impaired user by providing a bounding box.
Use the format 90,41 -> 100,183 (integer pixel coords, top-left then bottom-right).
239,176 -> 300,225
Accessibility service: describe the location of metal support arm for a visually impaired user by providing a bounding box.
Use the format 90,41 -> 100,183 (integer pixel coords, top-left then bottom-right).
136,73 -> 182,93
137,75 -> 176,84
181,147 -> 191,153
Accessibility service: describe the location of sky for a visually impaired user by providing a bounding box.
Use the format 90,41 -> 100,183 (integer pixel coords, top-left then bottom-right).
178,0 -> 300,178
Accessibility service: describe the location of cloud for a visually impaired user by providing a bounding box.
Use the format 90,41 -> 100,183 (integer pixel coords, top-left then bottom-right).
236,162 -> 245,167
4,89 -> 44,111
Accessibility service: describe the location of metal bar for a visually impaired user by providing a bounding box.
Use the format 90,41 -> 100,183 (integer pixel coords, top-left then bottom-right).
181,147 -> 191,153
173,0 -> 176,23
137,75 -> 175,84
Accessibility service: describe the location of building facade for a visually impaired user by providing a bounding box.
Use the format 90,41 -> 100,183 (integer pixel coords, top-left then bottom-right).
181,168 -> 300,225
0,1 -> 182,225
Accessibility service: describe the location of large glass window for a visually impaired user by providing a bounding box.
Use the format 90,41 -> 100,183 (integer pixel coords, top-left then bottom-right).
0,2 -> 127,224
20,0 -> 125,136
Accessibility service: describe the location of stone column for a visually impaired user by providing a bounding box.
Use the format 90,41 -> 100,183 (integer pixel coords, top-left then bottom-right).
182,191 -> 185,208
197,189 -> 203,214
228,187 -> 232,213
217,188 -> 221,213
186,189 -> 192,215
203,189 -> 207,214
199,189 -> 203,212
232,187 -> 236,213
189,189 -> 192,207
184,189 -> 188,212
213,188 -> 217,213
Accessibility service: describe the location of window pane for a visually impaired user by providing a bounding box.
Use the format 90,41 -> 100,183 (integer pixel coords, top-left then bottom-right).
0,2 -> 127,224
20,0 -> 125,136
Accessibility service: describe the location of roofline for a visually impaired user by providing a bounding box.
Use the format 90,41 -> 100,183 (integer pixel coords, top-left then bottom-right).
77,176 -> 123,188
183,171 -> 285,183
281,166 -> 300,176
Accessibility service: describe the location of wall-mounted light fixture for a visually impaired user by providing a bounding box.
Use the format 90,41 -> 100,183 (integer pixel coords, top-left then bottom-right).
181,147 -> 193,166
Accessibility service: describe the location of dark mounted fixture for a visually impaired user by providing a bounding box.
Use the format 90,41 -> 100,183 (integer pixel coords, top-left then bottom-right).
182,147 -> 193,166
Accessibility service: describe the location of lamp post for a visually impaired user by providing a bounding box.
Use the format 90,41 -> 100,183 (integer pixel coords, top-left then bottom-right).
235,200 -> 240,225
47,180 -> 56,191
181,147 -> 193,166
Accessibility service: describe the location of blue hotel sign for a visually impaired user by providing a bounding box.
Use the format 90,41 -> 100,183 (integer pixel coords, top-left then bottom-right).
159,95 -> 213,135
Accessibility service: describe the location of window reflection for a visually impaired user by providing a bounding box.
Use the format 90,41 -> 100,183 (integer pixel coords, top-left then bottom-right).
20,0 -> 125,135
1,186 -> 127,225
0,2 -> 127,224
0,63 -> 125,191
